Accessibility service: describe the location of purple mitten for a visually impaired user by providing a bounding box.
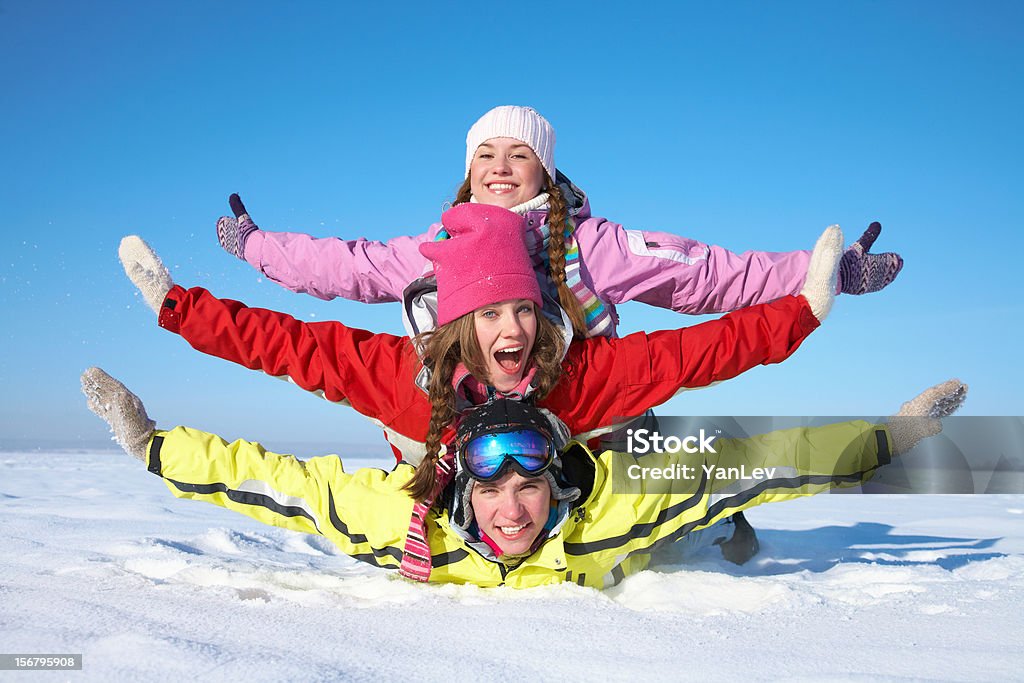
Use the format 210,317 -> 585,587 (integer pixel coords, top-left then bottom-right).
839,222 -> 904,295
215,193 -> 260,259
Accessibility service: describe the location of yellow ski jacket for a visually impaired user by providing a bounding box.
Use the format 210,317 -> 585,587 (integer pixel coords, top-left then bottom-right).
146,420 -> 892,589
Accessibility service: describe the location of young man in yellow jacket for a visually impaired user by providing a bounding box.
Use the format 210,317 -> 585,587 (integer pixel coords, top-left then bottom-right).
82,369 -> 965,589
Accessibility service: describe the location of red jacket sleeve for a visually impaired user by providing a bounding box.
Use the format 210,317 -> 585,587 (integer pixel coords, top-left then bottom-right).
157,285 -> 421,425
544,295 -> 820,434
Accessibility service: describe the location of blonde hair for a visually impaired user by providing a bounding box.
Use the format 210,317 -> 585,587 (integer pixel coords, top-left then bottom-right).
453,171 -> 589,340
403,305 -> 565,502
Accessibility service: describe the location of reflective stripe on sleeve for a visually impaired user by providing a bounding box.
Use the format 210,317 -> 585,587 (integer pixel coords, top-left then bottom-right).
165,478 -> 321,532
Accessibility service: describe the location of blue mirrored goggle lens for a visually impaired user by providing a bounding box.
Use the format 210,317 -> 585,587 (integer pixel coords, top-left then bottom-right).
463,430 -> 552,480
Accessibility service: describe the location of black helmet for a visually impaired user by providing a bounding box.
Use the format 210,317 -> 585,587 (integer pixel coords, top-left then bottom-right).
455,399 -> 555,457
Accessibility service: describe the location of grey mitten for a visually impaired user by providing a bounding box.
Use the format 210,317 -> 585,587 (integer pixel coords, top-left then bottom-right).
839,222 -> 904,295
81,367 -> 156,462
798,225 -> 844,322
216,193 -> 260,259
887,379 -> 968,455
118,236 -> 173,315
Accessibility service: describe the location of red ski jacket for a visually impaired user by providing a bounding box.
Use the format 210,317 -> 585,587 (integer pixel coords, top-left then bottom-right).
157,285 -> 819,463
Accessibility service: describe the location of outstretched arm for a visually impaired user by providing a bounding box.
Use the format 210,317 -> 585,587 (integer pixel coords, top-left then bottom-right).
589,419 -> 892,560
81,368 -> 413,566
149,426 -> 413,567
217,193 -> 433,303
119,236 -> 419,419
584,378 -> 967,558
576,218 -> 902,314
157,284 -> 415,409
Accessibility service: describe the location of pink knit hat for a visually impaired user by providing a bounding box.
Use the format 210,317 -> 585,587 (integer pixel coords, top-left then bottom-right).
418,204 -> 542,326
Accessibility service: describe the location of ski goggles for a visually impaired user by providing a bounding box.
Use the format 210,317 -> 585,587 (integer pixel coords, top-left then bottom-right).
459,429 -> 555,483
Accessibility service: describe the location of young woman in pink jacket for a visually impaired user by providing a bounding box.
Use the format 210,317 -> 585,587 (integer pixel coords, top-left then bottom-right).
215,105 -> 903,341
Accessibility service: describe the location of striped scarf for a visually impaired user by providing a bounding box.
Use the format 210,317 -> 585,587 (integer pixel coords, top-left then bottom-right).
436,211 -> 614,338
398,453 -> 455,582
524,216 -> 614,338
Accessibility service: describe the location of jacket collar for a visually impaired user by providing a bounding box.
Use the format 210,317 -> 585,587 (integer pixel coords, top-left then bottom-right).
451,362 -> 537,405
556,440 -> 602,509
469,191 -> 550,215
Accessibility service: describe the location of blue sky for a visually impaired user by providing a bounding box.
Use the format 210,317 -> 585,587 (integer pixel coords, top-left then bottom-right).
2,0 -> 1021,453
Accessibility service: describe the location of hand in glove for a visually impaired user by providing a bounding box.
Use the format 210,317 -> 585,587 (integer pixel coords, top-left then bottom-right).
798,225 -> 843,322
119,235 -> 173,315
888,379 -> 968,455
839,222 -> 904,295
81,367 -> 156,462
216,193 -> 260,259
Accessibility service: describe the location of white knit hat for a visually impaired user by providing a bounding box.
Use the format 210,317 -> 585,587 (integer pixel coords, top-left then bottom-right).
465,105 -> 556,179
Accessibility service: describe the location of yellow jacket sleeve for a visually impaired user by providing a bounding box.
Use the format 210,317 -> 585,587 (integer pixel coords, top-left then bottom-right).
147,426 -> 416,569
570,420 -> 891,562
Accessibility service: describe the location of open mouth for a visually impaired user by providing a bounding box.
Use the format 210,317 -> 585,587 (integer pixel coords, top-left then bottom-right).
497,523 -> 530,539
486,182 -> 518,194
493,346 -> 524,374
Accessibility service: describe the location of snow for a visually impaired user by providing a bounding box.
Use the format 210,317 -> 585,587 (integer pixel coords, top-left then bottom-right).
2,449 -> 1023,682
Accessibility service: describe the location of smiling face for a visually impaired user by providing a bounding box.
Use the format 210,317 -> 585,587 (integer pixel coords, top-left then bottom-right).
468,137 -> 546,209
473,299 -> 538,393
470,470 -> 552,556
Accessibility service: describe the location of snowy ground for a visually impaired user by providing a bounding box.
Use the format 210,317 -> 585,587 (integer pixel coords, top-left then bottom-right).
2,449 -> 1023,682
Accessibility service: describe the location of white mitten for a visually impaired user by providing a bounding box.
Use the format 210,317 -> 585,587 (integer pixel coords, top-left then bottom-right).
887,379 -> 968,455
119,236 -> 173,315
799,225 -> 844,322
81,367 -> 156,462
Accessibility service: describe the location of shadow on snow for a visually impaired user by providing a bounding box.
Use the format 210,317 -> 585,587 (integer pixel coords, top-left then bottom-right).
652,522 -> 1003,576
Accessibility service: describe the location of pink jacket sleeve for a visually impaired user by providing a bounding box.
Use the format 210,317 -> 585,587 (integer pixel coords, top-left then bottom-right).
573,216 -> 813,314
241,224 -> 441,303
